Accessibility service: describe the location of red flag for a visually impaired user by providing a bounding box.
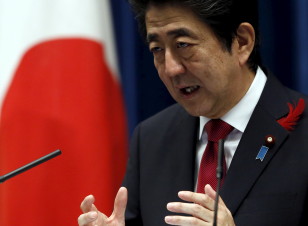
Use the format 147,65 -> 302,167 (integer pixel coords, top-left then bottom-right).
0,1 -> 128,225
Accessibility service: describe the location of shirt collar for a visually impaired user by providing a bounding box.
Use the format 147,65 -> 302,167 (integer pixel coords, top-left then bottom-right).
198,67 -> 267,139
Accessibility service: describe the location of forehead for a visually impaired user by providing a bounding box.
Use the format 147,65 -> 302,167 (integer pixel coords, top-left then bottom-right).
145,4 -> 210,41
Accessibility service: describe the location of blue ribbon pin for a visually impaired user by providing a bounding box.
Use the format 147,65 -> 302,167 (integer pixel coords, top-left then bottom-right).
256,135 -> 275,162
256,146 -> 269,162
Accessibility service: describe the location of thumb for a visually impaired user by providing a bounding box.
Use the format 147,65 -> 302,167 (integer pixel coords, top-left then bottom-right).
110,187 -> 128,220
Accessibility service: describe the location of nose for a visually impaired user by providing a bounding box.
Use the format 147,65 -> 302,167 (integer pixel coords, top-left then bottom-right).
164,50 -> 185,77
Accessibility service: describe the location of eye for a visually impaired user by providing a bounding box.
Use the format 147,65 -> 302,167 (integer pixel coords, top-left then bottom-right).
177,42 -> 189,48
150,46 -> 164,53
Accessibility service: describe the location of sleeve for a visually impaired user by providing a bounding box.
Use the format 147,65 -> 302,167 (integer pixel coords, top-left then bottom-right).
122,124 -> 143,226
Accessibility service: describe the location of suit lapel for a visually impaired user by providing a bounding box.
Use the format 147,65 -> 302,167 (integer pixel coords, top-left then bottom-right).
165,106 -> 199,192
221,106 -> 288,214
221,74 -> 291,215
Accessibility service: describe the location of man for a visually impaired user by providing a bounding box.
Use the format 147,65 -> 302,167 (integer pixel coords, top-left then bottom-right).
78,0 -> 308,225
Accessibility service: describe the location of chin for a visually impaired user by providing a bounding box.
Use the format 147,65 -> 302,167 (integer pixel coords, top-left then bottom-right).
182,106 -> 204,117
184,105 -> 217,118
176,97 -> 211,117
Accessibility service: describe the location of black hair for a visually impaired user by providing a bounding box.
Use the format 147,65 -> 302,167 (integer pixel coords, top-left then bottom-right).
128,0 -> 261,72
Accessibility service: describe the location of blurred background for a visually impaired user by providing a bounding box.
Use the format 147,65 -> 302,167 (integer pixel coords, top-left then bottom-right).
0,0 -> 307,225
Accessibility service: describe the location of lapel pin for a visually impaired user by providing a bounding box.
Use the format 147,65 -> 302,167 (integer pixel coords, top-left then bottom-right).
277,98 -> 305,131
256,135 -> 275,162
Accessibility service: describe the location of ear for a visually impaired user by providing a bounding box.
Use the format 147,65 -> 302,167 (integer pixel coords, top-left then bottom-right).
234,22 -> 255,66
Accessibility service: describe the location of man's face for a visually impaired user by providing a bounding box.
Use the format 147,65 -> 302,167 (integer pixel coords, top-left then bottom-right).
145,4 -> 254,118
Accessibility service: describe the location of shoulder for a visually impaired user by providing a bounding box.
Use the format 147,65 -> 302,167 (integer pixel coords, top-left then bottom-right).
131,103 -> 198,142
140,104 -> 191,128
263,70 -> 308,102
259,72 -> 308,118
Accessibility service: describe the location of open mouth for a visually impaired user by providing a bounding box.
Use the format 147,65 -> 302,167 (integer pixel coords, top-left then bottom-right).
180,85 -> 200,95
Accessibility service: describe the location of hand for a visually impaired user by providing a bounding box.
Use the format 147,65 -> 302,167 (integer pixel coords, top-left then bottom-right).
78,187 -> 127,226
165,184 -> 235,226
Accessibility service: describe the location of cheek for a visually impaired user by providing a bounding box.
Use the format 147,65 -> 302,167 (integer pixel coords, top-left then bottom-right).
154,60 -> 164,77
159,75 -> 172,90
153,54 -> 165,69
155,63 -> 172,86
156,69 -> 171,89
157,74 -> 177,97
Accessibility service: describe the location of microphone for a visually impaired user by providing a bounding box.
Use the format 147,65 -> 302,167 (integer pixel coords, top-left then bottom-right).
213,139 -> 224,226
0,149 -> 62,183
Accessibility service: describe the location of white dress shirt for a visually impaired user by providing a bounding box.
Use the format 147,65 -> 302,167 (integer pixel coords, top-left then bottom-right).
194,67 -> 267,188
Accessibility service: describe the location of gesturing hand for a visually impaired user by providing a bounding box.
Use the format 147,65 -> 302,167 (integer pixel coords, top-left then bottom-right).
78,187 -> 127,226
165,184 -> 235,226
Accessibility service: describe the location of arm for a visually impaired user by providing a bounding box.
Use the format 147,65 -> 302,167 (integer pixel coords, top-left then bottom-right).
122,124 -> 143,225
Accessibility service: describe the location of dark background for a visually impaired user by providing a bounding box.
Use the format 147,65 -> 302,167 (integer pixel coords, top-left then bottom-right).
110,0 -> 308,135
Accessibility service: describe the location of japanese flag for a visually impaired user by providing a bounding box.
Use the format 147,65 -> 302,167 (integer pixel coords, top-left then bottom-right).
0,0 -> 128,225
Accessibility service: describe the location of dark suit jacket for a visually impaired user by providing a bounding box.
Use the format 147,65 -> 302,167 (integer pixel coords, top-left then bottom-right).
123,74 -> 308,226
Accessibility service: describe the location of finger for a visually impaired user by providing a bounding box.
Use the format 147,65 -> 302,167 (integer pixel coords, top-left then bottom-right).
80,195 -> 97,213
204,184 -> 234,224
165,215 -> 210,226
178,191 -> 215,211
167,202 -> 213,222
78,211 -> 98,226
204,184 -> 227,208
110,187 -> 128,220
204,184 -> 216,200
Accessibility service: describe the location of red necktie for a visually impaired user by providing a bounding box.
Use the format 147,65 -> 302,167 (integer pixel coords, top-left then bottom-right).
197,119 -> 234,193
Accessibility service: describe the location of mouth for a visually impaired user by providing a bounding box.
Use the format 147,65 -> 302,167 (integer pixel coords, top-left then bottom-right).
180,85 -> 200,96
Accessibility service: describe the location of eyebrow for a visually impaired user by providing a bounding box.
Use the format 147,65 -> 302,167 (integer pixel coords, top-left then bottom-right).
147,28 -> 197,43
